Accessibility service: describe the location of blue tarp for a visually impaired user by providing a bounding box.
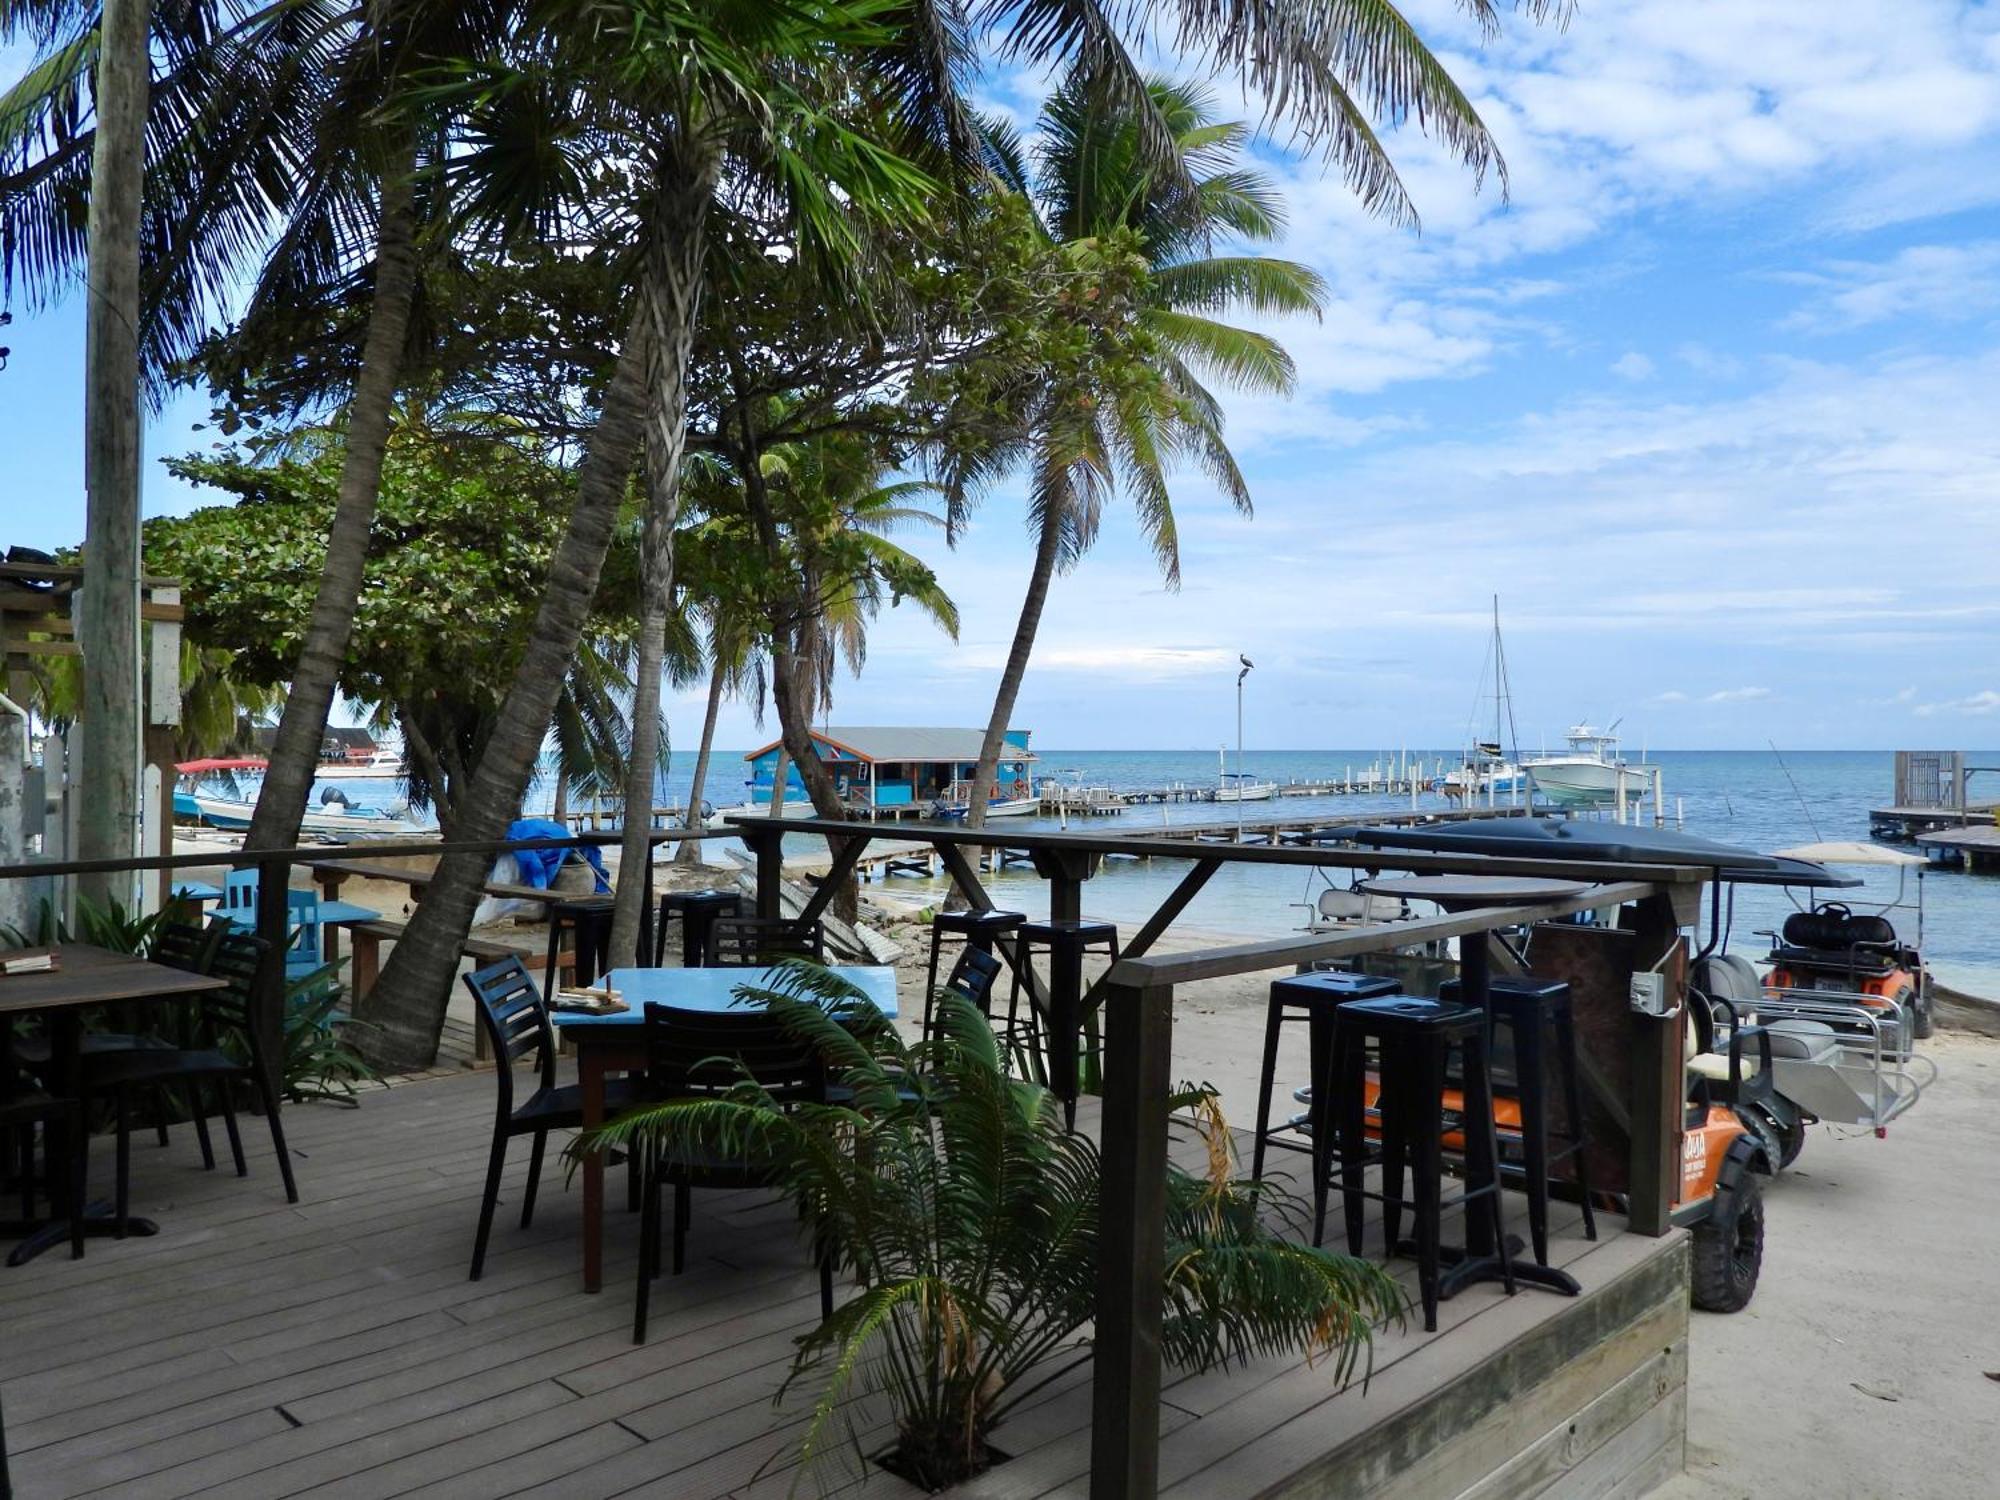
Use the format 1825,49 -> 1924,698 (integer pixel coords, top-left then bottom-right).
505,818 -> 609,893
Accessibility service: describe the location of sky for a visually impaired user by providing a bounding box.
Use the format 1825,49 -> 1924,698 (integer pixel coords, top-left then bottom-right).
4,1 -> 2000,754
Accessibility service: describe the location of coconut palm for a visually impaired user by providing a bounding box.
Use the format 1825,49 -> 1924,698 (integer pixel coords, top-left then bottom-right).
2,1 -> 525,860
957,75 -> 1328,825
360,0 -> 1553,1065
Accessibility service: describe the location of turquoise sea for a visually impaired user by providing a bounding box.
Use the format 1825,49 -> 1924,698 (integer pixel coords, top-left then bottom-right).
345,749 -> 2000,993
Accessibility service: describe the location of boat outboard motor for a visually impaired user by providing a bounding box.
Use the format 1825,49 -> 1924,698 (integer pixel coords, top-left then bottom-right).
319,786 -> 352,809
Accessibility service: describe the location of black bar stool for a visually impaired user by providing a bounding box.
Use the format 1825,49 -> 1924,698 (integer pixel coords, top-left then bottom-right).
1008,918 -> 1119,1128
923,909 -> 1024,1037
1326,996 -> 1513,1332
542,897 -> 615,1005
1439,975 -> 1597,1263
654,888 -> 743,968
1252,971 -> 1401,1185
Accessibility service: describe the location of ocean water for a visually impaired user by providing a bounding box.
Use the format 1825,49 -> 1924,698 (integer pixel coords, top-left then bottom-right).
329,748 -> 2000,991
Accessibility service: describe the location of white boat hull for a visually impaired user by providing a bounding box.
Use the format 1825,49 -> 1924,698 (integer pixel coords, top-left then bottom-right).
1526,760 -> 1650,808
313,760 -> 407,780
982,796 -> 1042,818
184,791 -> 420,840
1213,783 -> 1276,803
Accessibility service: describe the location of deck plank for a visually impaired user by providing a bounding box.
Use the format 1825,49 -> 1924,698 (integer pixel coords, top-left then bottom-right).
1,1064 -> 1678,1500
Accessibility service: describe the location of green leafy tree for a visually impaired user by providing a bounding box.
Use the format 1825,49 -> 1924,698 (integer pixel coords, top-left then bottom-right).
148,421 -> 645,829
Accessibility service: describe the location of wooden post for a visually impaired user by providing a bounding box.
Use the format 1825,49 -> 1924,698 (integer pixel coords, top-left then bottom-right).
1092,977 -> 1174,1500
1624,891 -> 1687,1236
739,824 -> 786,919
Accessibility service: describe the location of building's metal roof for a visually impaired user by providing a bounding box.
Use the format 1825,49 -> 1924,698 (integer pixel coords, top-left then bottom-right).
742,726 -> 1033,764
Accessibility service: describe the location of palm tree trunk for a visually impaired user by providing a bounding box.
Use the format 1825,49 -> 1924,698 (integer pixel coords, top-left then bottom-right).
607,159 -> 710,965
964,510 -> 1064,831
247,147 -> 422,854
607,472 -> 681,966
353,312 -> 651,1067
353,179 -> 708,1069
75,0 -> 151,908
673,657 -> 725,866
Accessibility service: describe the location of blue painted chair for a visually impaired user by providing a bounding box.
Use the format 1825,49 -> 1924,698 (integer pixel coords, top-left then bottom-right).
222,871 -> 332,986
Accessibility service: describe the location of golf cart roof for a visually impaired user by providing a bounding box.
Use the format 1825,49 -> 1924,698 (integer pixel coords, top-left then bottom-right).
1323,817 -> 1862,889
1773,840 -> 1925,869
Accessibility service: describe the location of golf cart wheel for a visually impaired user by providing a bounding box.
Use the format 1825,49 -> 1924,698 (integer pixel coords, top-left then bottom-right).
1691,1172 -> 1763,1314
1913,981 -> 1936,1041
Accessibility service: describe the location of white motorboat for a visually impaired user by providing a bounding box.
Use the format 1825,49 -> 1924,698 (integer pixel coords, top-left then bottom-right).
1525,724 -> 1653,809
1213,748 -> 1277,802
314,748 -> 408,779
173,759 -> 423,839
980,795 -> 1043,818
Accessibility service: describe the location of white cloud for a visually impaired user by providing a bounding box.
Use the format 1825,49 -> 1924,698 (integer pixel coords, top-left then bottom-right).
1704,687 -> 1771,704
1610,352 -> 1655,381
1653,690 -> 1690,703
1779,241 -> 2000,331
1914,690 -> 2000,717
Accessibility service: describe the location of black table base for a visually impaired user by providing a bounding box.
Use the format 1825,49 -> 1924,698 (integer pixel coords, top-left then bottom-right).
2,1201 -> 158,1267
1395,1231 -> 1583,1301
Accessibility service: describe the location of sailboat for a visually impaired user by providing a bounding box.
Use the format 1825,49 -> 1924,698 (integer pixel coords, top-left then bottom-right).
1439,599 -> 1526,805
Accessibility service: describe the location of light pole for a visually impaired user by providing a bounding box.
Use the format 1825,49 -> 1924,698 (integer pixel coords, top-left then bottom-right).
1236,655 -> 1253,840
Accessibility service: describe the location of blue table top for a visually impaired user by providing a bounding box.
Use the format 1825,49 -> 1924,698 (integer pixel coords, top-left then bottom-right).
555,965 -> 899,1026
212,897 -> 381,926
172,882 -> 224,902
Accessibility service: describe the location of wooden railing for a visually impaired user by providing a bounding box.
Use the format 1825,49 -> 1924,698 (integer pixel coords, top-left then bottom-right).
729,814 -> 1704,1500
0,826 -> 739,1083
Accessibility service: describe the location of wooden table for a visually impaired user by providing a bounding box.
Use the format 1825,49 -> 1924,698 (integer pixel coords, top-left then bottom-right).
0,945 -> 226,1265
555,965 -> 898,1293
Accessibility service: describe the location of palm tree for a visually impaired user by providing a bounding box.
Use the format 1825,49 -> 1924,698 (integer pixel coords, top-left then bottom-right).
958,76 -> 1328,826
356,0 -> 939,1066
2,2 -> 517,860
358,0 -> 1551,1065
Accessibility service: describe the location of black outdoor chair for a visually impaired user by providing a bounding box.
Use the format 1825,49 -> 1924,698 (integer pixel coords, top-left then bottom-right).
633,1002 -> 834,1342
704,916 -> 825,968
463,956 -> 643,1280
938,948 -> 1003,1024
75,928 -> 298,1236
10,920 -> 222,1157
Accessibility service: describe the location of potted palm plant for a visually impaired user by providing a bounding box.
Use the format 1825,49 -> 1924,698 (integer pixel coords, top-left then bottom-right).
580,964 -> 1403,1492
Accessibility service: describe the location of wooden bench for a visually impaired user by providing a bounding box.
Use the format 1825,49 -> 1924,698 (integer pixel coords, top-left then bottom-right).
347,919 -> 569,1064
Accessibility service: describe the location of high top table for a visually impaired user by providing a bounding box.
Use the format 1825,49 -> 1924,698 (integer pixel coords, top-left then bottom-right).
0,945 -> 227,1265
554,965 -> 898,1292
1354,875 -> 1593,1302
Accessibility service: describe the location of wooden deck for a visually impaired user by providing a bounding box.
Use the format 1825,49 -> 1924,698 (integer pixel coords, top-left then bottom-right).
1,1068 -> 1685,1500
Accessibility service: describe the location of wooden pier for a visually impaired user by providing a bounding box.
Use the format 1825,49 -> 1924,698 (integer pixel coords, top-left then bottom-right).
1915,823 -> 2000,870
1871,750 -> 2000,839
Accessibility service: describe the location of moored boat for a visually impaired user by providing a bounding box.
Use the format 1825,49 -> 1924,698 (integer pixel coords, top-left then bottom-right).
1524,724 -> 1652,809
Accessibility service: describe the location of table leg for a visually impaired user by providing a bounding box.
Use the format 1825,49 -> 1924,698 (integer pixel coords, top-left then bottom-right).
4,1012 -> 159,1267
1052,947 -> 1081,1131
581,1052 -> 606,1293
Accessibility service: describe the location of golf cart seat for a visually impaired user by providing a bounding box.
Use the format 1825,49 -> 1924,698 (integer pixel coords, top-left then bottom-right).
1763,1018 -> 1841,1062
1773,906 -> 1900,973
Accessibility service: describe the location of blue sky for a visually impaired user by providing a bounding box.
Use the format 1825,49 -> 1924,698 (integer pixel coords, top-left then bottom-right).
6,1 -> 2000,752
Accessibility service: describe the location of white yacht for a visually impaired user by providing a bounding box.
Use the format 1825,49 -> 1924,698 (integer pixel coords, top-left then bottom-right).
1525,724 -> 1653,809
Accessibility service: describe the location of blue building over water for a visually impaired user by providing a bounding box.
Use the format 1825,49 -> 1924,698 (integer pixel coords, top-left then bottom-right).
742,726 -> 1037,816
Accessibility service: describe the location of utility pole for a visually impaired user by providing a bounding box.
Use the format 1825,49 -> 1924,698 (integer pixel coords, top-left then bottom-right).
1236,655 -> 1253,841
